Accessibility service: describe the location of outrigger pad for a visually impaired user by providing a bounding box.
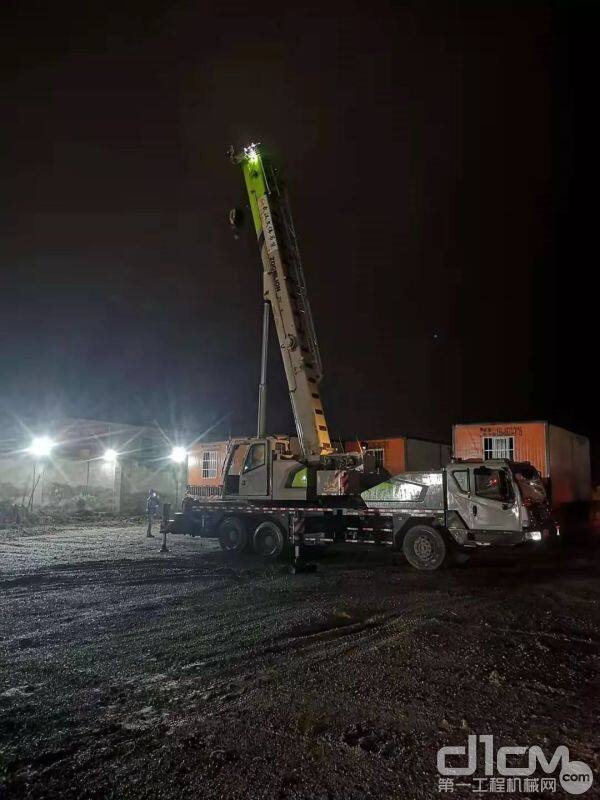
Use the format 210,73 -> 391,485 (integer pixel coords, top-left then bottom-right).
289,562 -> 317,575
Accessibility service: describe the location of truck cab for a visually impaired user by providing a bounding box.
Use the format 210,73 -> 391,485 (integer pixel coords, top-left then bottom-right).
445,459 -> 553,543
361,458 -> 557,570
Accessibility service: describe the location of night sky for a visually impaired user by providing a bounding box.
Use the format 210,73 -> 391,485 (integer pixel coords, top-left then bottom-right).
2,1 -> 597,478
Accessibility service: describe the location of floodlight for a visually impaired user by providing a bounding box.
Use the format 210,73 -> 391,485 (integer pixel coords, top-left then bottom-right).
170,446 -> 188,464
245,143 -> 260,164
27,435 -> 55,458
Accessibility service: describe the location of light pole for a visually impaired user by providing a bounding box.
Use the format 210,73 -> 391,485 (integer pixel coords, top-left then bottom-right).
169,447 -> 188,509
103,449 -> 120,513
26,436 -> 55,510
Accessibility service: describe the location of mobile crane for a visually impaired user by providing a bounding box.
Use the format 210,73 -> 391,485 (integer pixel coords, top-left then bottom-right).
165,144 -> 555,569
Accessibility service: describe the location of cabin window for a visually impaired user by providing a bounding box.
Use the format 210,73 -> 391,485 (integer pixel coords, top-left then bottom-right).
243,443 -> 266,473
452,470 -> 470,493
202,451 -> 218,479
474,467 -> 512,503
483,436 -> 514,461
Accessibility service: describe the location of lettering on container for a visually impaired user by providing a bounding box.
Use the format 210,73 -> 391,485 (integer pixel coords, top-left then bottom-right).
479,426 -> 524,437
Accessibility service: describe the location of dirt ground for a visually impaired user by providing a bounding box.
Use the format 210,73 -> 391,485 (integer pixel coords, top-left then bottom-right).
0,522 -> 598,799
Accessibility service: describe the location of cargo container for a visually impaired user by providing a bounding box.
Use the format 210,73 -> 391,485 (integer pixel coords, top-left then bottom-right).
344,437 -> 451,476
186,441 -> 230,499
452,422 -> 591,507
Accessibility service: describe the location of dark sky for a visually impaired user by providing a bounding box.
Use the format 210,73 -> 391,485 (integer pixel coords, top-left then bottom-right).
1,1 -> 597,476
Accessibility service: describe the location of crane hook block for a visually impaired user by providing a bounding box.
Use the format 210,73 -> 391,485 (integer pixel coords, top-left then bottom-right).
229,208 -> 243,228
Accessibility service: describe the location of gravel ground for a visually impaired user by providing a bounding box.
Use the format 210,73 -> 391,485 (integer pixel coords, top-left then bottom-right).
0,523 -> 599,799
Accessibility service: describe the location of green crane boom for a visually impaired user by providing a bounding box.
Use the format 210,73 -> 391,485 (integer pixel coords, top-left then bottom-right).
231,144 -> 333,463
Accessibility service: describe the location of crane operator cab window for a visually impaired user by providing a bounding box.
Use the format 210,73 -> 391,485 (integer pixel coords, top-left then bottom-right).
243,443 -> 266,473
240,442 -> 269,497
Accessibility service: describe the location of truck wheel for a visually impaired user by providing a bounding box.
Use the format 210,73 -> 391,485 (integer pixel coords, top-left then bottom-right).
218,516 -> 249,554
253,520 -> 287,561
402,525 -> 448,571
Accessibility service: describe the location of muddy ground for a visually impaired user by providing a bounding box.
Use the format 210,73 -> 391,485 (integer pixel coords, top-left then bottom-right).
0,523 -> 598,799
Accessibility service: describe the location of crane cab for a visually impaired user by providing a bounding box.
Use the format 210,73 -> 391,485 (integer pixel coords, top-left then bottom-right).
221,436 -> 310,502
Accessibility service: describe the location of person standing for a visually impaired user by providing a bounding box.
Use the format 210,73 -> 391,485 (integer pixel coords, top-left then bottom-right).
146,489 -> 160,537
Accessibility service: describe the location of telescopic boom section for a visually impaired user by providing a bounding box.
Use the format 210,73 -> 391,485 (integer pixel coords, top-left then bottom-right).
232,144 -> 333,462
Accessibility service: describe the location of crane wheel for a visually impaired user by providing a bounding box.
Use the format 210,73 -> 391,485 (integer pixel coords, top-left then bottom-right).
402,525 -> 448,571
253,520 -> 287,561
218,516 -> 249,554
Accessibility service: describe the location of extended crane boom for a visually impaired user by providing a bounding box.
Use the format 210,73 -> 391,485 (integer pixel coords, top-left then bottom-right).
230,144 -> 334,463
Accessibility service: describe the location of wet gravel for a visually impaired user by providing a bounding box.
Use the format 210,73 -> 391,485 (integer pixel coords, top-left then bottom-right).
0,523 -> 599,799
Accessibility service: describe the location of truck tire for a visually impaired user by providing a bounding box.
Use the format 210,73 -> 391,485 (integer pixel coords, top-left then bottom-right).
402,525 -> 448,571
253,520 -> 287,561
218,516 -> 249,554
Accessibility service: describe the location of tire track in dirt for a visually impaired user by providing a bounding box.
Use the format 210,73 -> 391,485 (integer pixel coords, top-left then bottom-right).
167,594 -> 496,683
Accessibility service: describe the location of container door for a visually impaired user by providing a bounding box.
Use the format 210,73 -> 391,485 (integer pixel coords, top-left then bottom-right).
239,441 -> 270,498
470,466 -> 520,531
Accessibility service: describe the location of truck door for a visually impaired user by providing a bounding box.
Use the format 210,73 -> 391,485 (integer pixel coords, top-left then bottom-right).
238,441 -> 270,498
223,443 -> 248,496
470,466 -> 520,531
446,467 -> 473,528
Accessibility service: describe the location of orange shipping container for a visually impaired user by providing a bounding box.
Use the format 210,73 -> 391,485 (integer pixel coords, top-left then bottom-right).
187,441 -> 230,494
452,421 -> 591,506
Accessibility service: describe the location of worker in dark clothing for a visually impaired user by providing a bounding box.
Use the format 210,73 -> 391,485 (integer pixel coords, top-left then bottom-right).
146,489 -> 160,537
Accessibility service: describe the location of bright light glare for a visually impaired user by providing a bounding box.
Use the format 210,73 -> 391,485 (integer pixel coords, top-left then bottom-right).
245,143 -> 260,163
27,435 -> 55,457
103,448 -> 118,463
170,446 -> 188,464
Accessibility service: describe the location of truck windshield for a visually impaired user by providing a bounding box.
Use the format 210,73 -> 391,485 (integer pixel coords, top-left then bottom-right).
512,466 -> 547,505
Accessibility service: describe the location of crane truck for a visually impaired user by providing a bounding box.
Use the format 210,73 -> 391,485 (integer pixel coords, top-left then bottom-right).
166,144 -> 556,570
